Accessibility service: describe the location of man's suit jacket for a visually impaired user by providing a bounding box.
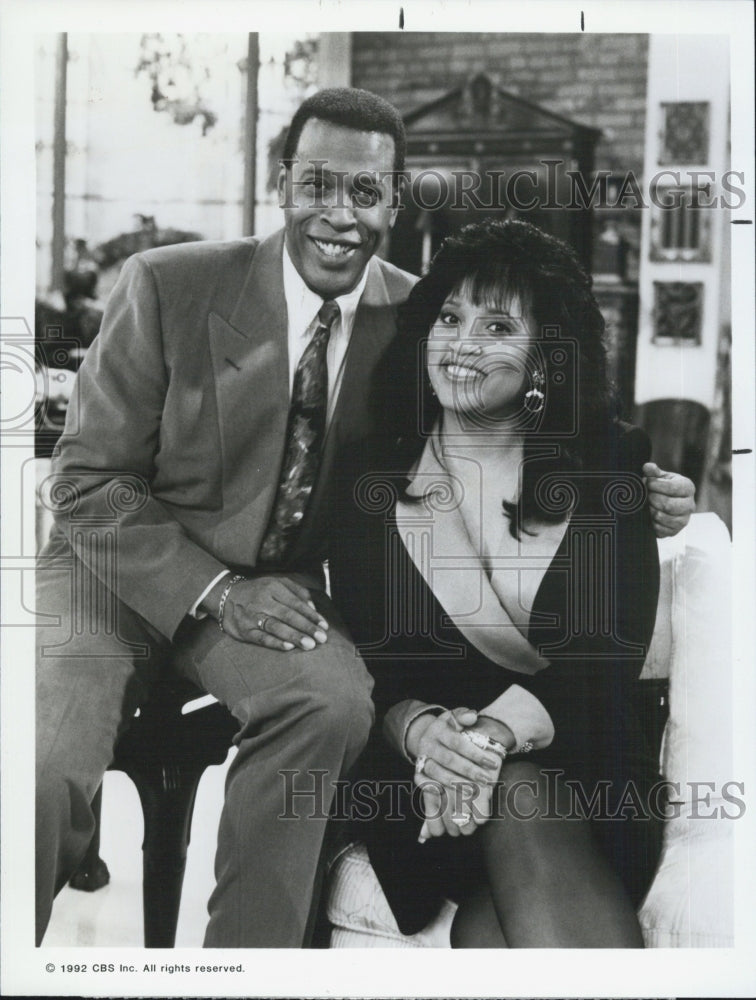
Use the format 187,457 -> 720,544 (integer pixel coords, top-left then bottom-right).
51,229 -> 416,641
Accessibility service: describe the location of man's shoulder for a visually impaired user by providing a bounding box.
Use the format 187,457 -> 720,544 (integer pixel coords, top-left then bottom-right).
373,255 -> 418,302
138,236 -> 262,274
129,234 -> 284,302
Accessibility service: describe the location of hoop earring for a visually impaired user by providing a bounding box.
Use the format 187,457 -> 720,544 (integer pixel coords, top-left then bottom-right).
524,369 -> 545,413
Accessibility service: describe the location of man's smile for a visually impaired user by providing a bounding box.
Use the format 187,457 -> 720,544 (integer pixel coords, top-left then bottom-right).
309,236 -> 361,259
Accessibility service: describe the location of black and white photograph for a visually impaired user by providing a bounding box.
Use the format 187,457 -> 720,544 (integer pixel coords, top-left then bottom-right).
1,1 -> 754,997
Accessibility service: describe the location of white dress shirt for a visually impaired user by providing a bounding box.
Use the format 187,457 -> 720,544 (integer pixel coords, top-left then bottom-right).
189,242 -> 371,619
281,242 -> 369,420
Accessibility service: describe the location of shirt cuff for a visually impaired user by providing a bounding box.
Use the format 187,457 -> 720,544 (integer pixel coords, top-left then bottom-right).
188,570 -> 231,620
479,685 -> 555,751
382,700 -> 446,763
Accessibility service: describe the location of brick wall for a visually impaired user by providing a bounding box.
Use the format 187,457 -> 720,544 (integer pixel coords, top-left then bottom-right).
351,32 -> 649,177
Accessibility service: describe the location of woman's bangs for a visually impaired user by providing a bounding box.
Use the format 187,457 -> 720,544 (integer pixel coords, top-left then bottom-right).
449,267 -> 531,317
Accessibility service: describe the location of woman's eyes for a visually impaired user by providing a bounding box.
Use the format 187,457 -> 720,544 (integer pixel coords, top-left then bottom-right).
436,311 -> 518,336
486,320 -> 517,335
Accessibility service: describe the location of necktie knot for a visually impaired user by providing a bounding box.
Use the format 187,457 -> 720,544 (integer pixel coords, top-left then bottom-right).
318,300 -> 340,330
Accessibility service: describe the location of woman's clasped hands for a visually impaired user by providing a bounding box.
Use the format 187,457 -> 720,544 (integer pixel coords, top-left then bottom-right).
406,707 -> 514,843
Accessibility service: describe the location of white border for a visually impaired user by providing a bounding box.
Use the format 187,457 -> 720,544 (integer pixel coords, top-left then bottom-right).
2,1 -> 754,997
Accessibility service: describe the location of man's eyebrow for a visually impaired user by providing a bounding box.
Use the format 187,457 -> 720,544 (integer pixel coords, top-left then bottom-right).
298,164 -> 329,178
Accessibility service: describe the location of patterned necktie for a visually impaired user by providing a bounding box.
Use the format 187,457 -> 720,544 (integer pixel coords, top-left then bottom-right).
258,300 -> 340,564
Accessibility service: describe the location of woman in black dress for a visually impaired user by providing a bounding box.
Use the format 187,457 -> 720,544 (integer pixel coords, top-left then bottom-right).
329,219 -> 663,947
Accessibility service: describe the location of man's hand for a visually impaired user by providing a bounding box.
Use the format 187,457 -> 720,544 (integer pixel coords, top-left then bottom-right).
644,463 -> 696,538
203,575 -> 328,651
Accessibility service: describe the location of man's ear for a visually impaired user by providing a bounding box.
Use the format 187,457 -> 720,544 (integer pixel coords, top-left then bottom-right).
278,165 -> 292,210
388,174 -> 406,228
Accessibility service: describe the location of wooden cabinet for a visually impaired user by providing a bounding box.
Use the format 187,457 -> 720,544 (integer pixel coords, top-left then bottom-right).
389,72 -> 601,275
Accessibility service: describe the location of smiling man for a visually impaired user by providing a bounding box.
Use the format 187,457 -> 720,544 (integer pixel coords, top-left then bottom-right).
35,87 -> 695,951
279,115 -> 398,296
35,88 -> 414,949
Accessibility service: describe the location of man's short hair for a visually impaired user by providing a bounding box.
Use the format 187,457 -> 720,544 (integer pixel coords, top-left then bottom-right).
282,87 -> 406,177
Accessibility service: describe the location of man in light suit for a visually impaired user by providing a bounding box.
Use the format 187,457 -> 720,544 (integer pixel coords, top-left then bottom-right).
36,88 -> 415,948
36,86 -> 694,948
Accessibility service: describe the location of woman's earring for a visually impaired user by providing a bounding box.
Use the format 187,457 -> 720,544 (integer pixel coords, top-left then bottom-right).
524,369 -> 545,413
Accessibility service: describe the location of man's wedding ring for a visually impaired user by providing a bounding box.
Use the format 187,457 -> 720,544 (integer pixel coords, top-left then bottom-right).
414,754 -> 429,776
256,615 -> 270,633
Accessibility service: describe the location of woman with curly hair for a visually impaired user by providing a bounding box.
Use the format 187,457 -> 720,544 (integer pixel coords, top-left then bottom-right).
329,219 -> 663,947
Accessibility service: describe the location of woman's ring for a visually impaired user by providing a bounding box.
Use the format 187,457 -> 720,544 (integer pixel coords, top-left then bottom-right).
450,813 -> 469,827
415,754 -> 429,776
257,615 -> 270,633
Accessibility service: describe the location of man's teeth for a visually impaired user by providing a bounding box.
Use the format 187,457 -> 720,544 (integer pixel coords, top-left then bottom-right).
313,238 -> 356,257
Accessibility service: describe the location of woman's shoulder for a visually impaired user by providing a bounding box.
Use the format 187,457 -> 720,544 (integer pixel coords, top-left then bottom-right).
333,435 -> 412,513
560,421 -> 651,518
335,434 -> 403,476
612,420 -> 652,473
581,419 -> 651,476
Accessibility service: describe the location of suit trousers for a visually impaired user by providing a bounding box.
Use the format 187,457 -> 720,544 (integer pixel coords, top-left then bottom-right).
35,532 -> 374,947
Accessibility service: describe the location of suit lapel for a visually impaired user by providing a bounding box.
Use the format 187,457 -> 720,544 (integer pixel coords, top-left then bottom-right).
208,239 -> 403,566
227,229 -> 288,344
208,231 -> 290,553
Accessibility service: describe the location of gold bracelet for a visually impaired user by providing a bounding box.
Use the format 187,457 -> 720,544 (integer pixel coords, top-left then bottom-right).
217,574 -> 246,632
462,728 -> 508,760
475,715 -> 534,755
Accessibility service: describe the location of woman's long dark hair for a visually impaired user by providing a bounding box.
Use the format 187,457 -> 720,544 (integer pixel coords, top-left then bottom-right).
372,218 -> 619,537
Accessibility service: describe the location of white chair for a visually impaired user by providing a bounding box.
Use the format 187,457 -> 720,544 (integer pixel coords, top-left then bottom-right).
326,513 -> 734,948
